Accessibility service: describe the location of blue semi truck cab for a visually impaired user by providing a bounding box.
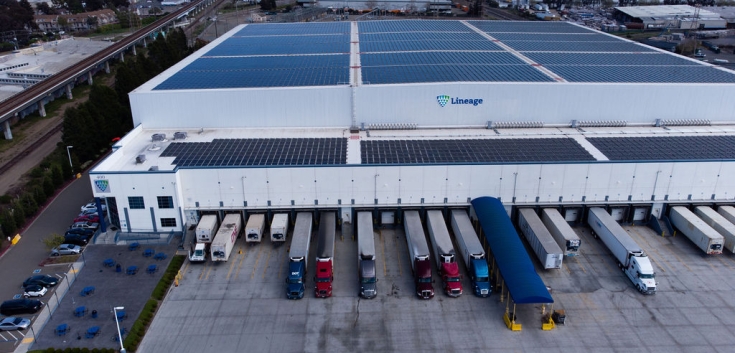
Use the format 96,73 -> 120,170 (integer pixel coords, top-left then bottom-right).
469,257 -> 491,297
286,261 -> 306,299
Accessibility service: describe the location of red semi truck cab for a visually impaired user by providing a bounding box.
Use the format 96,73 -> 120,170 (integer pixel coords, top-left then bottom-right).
315,258 -> 333,297
415,259 -> 435,299
440,262 -> 463,297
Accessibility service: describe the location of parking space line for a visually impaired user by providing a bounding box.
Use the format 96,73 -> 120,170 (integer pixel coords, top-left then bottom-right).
262,245 -> 272,279
180,260 -> 190,280
717,256 -> 732,270
668,246 -> 693,272
0,332 -> 8,341
393,232 -> 402,277
573,255 -> 587,274
226,248 -> 240,280
204,262 -> 214,281
21,337 -> 33,344
6,332 -> 17,341
379,230 -> 387,277
198,261 -> 209,280
251,244 -> 264,279
277,246 -> 284,280
235,246 -> 247,280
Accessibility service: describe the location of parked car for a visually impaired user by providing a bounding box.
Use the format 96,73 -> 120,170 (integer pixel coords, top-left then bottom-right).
63,233 -> 90,246
22,275 -> 58,288
78,209 -> 99,217
66,228 -> 94,237
70,221 -> 99,230
23,284 -> 48,298
0,299 -> 43,316
51,244 -> 82,256
0,317 -> 31,331
81,202 -> 106,213
73,214 -> 100,223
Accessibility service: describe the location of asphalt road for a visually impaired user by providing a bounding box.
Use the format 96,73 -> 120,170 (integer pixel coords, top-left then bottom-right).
0,173 -> 93,352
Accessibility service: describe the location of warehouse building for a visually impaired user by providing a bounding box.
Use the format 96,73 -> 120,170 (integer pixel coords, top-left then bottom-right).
89,20 -> 735,235
613,5 -> 727,30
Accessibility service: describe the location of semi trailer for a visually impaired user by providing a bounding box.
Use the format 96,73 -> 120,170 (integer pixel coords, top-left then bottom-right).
670,206 -> 724,255
450,210 -> 490,297
518,208 -> 564,270
404,211 -> 434,299
693,206 -> 735,253
189,215 -> 219,262
286,212 -> 313,299
210,213 -> 241,262
315,212 -> 336,298
588,208 -> 656,294
541,208 -> 581,256
357,212 -> 377,299
245,214 -> 266,243
426,210 -> 462,297
270,214 -> 289,242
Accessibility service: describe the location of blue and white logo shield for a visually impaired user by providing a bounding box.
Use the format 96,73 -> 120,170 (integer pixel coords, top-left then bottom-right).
94,179 -> 110,193
437,95 -> 450,107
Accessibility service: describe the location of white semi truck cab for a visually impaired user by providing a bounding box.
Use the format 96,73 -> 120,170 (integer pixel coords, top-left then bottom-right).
624,251 -> 656,295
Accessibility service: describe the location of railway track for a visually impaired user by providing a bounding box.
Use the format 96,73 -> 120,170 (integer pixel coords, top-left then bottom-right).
0,122 -> 62,176
0,0 -> 205,123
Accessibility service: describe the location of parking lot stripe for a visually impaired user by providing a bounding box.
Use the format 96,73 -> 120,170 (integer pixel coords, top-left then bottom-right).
628,228 -> 670,273
198,261 -> 209,280
6,332 -> 17,341
393,232 -> 402,277
276,247 -> 284,280
180,260 -> 190,280
235,247 -> 247,279
0,332 -> 8,341
668,244 -> 692,272
226,249 -> 239,280
717,256 -> 732,270
251,244 -> 264,279
21,337 -> 33,344
262,245 -> 272,279
379,230 -> 387,277
573,255 -> 587,274
204,261 -> 214,281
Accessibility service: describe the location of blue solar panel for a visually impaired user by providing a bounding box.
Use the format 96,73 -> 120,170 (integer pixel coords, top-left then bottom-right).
186,55 -> 348,71
489,33 -> 620,42
546,65 -> 735,83
361,40 -> 503,52
361,64 -> 553,84
205,35 -> 350,56
525,52 -> 700,66
503,40 -> 654,52
154,64 -> 349,90
361,52 -> 525,66
360,32 -> 488,42
234,22 -> 350,36
468,20 -> 594,34
358,20 -> 473,33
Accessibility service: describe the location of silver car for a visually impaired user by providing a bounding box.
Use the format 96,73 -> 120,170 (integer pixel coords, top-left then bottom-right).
50,244 -> 81,256
23,284 -> 48,298
0,317 -> 30,331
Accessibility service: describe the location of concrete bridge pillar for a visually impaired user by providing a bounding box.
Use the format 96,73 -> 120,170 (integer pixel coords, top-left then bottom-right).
132,44 -> 137,56
143,37 -> 147,48
105,61 -> 110,74
66,84 -> 73,99
37,100 -> 46,117
3,121 -> 12,140
120,52 -> 125,62
87,71 -> 93,85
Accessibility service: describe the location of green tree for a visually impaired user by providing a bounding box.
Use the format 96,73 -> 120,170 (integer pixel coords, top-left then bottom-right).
61,161 -> 72,180
43,176 -> 55,197
20,193 -> 37,217
32,186 -> 46,206
36,2 -> 57,15
12,204 -> 25,229
43,233 -> 65,250
52,165 -> 64,187
0,209 -> 17,236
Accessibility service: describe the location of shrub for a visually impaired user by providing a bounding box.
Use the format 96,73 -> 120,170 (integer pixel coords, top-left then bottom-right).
52,165 -> 63,187
43,177 -> 55,198
12,204 -> 25,228
0,195 -> 11,204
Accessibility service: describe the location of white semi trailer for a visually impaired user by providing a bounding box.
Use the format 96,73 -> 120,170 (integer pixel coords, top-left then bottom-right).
694,206 -> 735,253
270,214 -> 289,243
211,213 -> 242,262
541,208 -> 581,256
588,208 -> 656,294
518,208 -> 563,269
245,214 -> 266,243
670,206 -> 724,255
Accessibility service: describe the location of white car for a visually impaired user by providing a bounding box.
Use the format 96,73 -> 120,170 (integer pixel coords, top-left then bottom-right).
23,285 -> 48,298
50,244 -> 82,256
70,221 -> 99,230
80,202 -> 106,213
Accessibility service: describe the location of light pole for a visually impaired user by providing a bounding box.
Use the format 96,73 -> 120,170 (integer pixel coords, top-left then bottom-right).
113,306 -> 126,353
66,146 -> 73,171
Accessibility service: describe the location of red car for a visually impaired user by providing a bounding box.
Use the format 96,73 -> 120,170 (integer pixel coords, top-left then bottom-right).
74,214 -> 100,223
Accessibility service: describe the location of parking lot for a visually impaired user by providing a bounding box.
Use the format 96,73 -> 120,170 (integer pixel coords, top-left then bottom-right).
131,218 -> 735,353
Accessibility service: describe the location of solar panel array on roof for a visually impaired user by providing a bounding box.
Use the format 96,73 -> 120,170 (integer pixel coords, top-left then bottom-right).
361,139 -> 594,164
160,138 -> 347,166
587,136 -> 735,161
358,20 -> 551,84
525,52 -> 700,66
154,23 -> 350,90
468,21 -> 593,33
546,65 -> 735,83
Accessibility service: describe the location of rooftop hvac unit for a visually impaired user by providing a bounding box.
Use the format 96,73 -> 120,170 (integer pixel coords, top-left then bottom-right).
151,133 -> 166,142
136,154 -> 146,164
148,166 -> 159,171
174,131 -> 187,140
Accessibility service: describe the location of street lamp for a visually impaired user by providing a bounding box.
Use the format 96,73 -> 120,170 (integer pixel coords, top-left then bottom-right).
66,146 -> 73,171
113,306 -> 126,353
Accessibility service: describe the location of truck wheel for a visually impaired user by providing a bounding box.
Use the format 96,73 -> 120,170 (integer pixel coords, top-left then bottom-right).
636,284 -> 641,292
